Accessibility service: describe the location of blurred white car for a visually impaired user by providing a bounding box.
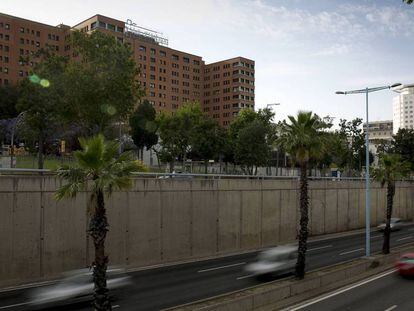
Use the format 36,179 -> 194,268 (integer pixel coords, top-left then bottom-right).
244,245 -> 297,277
29,267 -> 131,307
377,218 -> 403,231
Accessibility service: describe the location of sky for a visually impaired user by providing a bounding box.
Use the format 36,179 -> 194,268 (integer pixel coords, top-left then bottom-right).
1,0 -> 413,125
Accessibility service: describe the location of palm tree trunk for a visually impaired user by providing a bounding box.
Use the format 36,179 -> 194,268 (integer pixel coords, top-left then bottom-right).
382,182 -> 395,254
90,189 -> 111,311
296,162 -> 309,279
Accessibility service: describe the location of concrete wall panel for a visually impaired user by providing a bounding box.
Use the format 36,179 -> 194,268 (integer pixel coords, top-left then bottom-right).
240,191 -> 261,249
280,190 -> 297,242
191,191 -> 219,258
337,189 -> 349,232
127,191 -> 162,267
218,191 -> 241,253
160,191 -> 192,261
261,190 -> 281,247
310,190 -> 325,236
325,190 -> 338,234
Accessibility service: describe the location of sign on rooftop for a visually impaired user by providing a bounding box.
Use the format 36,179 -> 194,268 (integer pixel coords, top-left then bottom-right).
125,19 -> 168,46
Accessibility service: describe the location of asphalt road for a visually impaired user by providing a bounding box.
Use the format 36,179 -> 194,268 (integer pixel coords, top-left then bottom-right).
287,270 -> 414,311
1,225 -> 414,311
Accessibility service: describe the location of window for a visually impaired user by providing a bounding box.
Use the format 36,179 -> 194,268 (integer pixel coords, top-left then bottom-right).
19,70 -> 23,77
20,27 -> 24,33
4,56 -> 9,63
172,54 -> 179,61
150,66 -> 155,71
139,45 -> 146,52
107,24 -> 115,31
5,24 -> 10,30
150,83 -> 155,88
91,22 -> 97,30
183,57 -> 190,63
36,31 -> 40,37
193,60 -> 200,65
150,48 -> 156,55
98,21 -> 106,28
36,41 -> 40,47
160,50 -> 166,57
150,57 -> 156,63
4,67 -> 8,73
116,26 -> 123,33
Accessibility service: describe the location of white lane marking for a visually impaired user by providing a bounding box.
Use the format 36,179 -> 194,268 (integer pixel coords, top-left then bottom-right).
198,262 -> 246,273
113,305 -> 120,309
284,269 -> 397,310
384,305 -> 397,311
371,235 -> 383,239
236,274 -> 254,280
0,302 -> 30,310
397,235 -> 413,242
339,248 -> 364,256
308,245 -> 333,252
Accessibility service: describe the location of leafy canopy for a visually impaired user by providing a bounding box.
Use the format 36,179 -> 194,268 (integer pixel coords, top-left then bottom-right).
372,153 -> 410,187
277,111 -> 331,165
55,134 -> 141,200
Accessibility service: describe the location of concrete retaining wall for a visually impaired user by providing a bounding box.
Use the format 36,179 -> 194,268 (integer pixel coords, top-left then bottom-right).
0,176 -> 413,287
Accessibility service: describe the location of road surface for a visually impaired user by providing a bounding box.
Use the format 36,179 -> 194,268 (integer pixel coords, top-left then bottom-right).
1,225 -> 414,310
287,269 -> 413,311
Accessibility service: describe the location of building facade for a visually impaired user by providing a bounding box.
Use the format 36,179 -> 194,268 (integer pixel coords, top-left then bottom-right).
0,13 -> 254,126
392,84 -> 414,133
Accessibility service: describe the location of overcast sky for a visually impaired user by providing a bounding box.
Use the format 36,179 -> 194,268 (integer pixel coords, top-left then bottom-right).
1,0 -> 413,125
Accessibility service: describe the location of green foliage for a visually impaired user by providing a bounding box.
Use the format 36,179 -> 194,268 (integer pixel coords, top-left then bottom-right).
129,100 -> 158,152
55,134 -> 140,200
17,52 -> 68,168
229,108 -> 276,174
156,102 -> 204,168
391,128 -> 414,171
277,111 -> 331,165
0,85 -> 19,119
372,153 -> 410,187
60,31 -> 143,134
190,117 -> 225,170
404,0 -> 413,4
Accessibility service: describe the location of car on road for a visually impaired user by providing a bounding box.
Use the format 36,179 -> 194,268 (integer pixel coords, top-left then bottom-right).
244,245 -> 297,278
28,267 -> 131,308
377,218 -> 403,231
396,253 -> 414,277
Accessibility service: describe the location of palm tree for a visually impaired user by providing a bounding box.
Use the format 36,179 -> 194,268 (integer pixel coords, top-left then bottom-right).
372,154 -> 410,254
277,111 -> 330,279
55,135 -> 140,311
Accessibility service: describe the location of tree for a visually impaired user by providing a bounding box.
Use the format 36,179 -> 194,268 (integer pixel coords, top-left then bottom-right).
229,108 -> 276,174
191,117 -> 225,173
129,100 -> 158,160
372,154 -> 410,254
17,52 -> 67,168
277,111 -> 330,278
157,102 -> 203,171
403,0 -> 413,4
0,85 -> 19,120
392,128 -> 414,171
55,135 -> 140,311
61,31 -> 142,135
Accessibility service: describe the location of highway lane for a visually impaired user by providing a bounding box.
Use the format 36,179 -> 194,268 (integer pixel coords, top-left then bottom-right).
287,270 -> 414,311
1,225 -> 414,311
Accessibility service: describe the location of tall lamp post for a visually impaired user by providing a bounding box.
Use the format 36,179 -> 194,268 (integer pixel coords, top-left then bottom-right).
266,103 -> 280,175
335,83 -> 401,257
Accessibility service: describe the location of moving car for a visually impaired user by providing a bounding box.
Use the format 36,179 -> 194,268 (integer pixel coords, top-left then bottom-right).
377,218 -> 403,231
396,253 -> 414,277
244,245 -> 297,278
29,267 -> 131,308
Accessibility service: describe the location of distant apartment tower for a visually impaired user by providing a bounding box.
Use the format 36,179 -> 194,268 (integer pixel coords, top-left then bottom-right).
0,13 -> 255,126
392,84 -> 414,133
365,120 -> 393,142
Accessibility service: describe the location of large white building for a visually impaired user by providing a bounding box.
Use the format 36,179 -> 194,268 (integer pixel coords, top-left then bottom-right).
392,84 -> 414,134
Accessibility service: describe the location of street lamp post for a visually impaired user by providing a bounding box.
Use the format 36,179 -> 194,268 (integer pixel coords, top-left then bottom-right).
335,83 -> 401,257
266,103 -> 280,175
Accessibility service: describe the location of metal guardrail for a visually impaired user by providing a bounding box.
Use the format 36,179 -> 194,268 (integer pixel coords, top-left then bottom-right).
0,168 -> 370,180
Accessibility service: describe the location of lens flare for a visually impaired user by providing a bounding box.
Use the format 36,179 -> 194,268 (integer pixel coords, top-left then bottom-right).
29,74 -> 40,84
40,79 -> 50,88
